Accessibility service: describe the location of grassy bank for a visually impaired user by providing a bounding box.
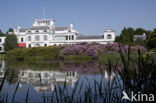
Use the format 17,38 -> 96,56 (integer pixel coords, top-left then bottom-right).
64,55 -> 92,62
5,46 -> 92,62
0,54 -> 5,59
98,53 -> 122,64
98,52 -> 148,65
4,43 -> 148,63
5,46 -> 60,61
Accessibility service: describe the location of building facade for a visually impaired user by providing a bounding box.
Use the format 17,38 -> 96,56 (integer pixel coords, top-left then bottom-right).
133,33 -> 147,41
0,37 -> 5,53
0,18 -> 115,52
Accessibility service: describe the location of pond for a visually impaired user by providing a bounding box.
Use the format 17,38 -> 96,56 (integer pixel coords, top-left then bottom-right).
0,60 -> 155,103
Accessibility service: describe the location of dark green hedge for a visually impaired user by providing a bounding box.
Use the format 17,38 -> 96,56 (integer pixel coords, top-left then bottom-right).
5,46 -> 60,60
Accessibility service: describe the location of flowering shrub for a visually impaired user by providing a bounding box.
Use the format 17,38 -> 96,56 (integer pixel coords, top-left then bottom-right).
60,43 -> 147,59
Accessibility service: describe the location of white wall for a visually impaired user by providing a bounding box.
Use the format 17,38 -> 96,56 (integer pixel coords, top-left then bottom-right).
0,37 -> 6,53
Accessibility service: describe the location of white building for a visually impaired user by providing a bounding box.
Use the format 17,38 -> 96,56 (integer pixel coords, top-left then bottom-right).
0,37 -> 5,53
0,18 -> 115,51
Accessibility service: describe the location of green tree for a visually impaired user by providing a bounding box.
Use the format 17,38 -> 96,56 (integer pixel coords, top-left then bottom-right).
0,29 -> 4,36
146,28 -> 156,49
134,28 -> 151,39
134,38 -> 145,46
6,28 -> 14,34
4,34 -> 18,51
120,27 -> 134,44
134,28 -> 146,35
115,36 -> 120,42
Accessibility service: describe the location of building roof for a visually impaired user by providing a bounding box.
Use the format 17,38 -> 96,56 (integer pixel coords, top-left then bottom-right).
19,29 -> 29,32
55,27 -> 69,31
31,26 -> 49,30
133,35 -> 147,40
77,35 -> 104,40
19,26 -> 70,32
104,28 -> 115,32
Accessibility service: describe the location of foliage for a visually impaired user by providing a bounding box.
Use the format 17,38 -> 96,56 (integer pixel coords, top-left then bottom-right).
0,29 -> 5,36
117,27 -> 151,47
0,54 -> 5,59
115,36 -> 120,42
6,28 -> 14,34
64,55 -> 92,62
60,43 -> 146,59
119,27 -> 134,44
98,53 -> 122,65
5,42 -> 147,62
146,28 -> 156,49
5,46 -> 60,60
134,28 -> 151,39
5,60 -> 61,71
4,34 -> 18,51
134,38 -> 145,46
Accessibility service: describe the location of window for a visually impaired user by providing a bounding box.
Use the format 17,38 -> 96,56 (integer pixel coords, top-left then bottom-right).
69,36 -> 71,40
66,36 -> 68,40
44,30 -> 47,32
28,44 -> 31,48
22,72 -> 25,76
72,35 -> 74,40
27,36 -> 31,41
35,35 -> 40,41
21,38 -> 24,42
43,35 -> 47,41
0,39 -> 1,42
36,30 -> 39,33
107,34 -> 112,39
73,72 -> 75,77
44,44 -> 47,47
44,73 -> 49,78
36,44 -> 40,47
0,46 -> 2,51
53,36 -> 66,40
28,31 -> 31,33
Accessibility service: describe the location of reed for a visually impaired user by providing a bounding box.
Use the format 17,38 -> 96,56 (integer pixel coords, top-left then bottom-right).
25,87 -> 29,103
11,79 -> 20,103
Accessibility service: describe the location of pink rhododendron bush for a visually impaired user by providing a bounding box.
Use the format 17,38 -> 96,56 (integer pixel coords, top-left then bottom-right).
60,42 -> 147,59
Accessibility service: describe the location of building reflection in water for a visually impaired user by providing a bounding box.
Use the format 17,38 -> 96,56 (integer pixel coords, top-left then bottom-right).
19,70 -> 79,92
0,60 -> 118,93
104,71 -> 116,81
0,60 -> 79,93
0,60 -> 5,78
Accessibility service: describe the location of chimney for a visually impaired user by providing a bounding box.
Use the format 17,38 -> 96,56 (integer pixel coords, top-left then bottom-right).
18,26 -> 21,30
50,17 -> 55,27
70,23 -> 73,30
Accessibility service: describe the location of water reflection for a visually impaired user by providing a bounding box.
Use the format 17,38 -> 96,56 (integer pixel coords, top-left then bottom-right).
0,60 -> 117,84
0,61 -> 79,91
19,70 -> 79,92
0,60 -> 119,103
0,60 -> 5,78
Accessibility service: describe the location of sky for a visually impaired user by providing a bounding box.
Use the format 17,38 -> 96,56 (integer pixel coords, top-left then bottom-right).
0,0 -> 156,35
